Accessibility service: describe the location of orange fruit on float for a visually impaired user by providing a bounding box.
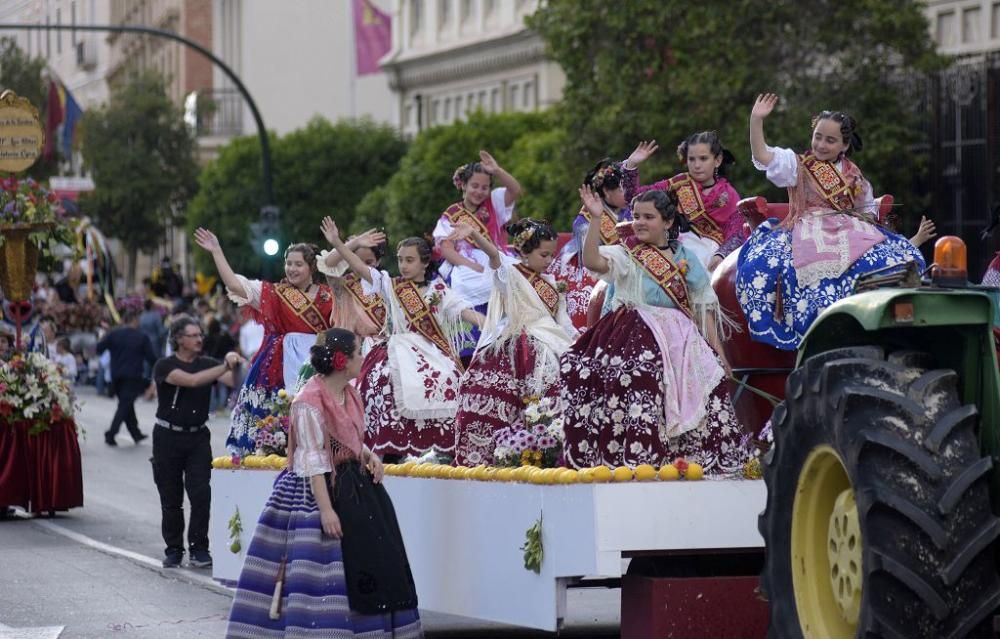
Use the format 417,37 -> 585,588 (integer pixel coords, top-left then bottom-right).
658,464 -> 680,481
686,463 -> 704,481
512,466 -> 534,482
434,465 -> 453,479
535,468 -> 556,484
397,462 -> 415,476
558,469 -> 579,484
496,467 -> 515,482
612,466 -> 634,482
590,466 -> 613,483
634,464 -> 657,482
576,468 -> 594,483
455,466 -> 474,480
484,467 -> 498,481
471,466 -> 490,481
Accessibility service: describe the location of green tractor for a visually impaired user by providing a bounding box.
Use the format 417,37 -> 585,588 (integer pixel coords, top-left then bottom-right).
719,230 -> 1000,637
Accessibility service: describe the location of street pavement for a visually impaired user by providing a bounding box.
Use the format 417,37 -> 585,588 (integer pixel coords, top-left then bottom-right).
0,386 -> 620,638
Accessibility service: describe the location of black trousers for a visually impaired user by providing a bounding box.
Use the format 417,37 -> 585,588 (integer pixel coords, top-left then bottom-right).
108,377 -> 147,439
151,426 -> 212,554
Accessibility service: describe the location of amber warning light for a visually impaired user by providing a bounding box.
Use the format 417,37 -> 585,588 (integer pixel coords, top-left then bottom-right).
932,236 -> 968,286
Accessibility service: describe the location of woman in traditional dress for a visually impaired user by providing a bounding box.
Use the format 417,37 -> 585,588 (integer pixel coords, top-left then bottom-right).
450,218 -> 579,466
623,131 -> 745,271
432,150 -> 522,360
319,227 -> 389,356
225,328 -> 422,638
552,142 -> 659,330
559,188 -> 749,473
735,94 -> 926,350
195,229 -> 343,456
323,217 -> 485,461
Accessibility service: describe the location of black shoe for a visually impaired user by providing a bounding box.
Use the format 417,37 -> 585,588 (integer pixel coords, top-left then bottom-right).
162,550 -> 183,568
104,433 -> 118,447
189,550 -> 212,568
132,432 -> 148,444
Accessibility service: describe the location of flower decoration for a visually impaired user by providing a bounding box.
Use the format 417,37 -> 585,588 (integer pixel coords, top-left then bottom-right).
252,390 -> 293,457
590,164 -> 620,190
0,352 -> 76,434
513,227 -> 535,251
0,177 -> 76,267
677,259 -> 689,276
555,280 -> 568,294
493,396 -> 564,468
331,351 -> 348,371
427,291 -> 442,314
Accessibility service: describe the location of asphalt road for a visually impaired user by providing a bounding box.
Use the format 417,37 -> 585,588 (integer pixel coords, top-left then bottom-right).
0,386 -> 620,639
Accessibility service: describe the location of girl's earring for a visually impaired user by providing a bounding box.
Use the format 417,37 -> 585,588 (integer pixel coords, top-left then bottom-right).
713,166 -> 719,180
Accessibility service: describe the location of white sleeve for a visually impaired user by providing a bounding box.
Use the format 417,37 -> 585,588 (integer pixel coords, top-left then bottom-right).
361,268 -> 390,298
752,145 -> 799,188
226,275 -> 263,309
491,187 -> 514,227
317,249 -> 350,278
490,254 -> 521,287
595,245 -> 629,284
291,404 -> 332,477
858,176 -> 876,216
432,216 -> 454,244
438,282 -> 472,322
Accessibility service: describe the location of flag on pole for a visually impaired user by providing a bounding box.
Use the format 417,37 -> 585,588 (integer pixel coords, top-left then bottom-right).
43,81 -> 64,162
353,0 -> 391,76
60,85 -> 83,158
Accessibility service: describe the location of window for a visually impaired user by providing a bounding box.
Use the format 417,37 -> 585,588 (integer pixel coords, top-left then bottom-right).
460,0 -> 475,27
72,1 -> 77,46
444,97 -> 452,121
56,9 -> 61,54
405,104 -> 413,127
438,0 -> 451,32
523,80 -> 533,108
509,85 -> 519,111
993,2 -> 1000,39
936,10 -> 957,47
431,99 -> 441,124
478,90 -> 487,109
454,95 -> 463,117
410,0 -> 423,37
490,88 -> 500,112
962,7 -> 981,43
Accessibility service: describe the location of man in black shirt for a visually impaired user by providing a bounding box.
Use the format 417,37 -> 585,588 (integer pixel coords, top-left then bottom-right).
97,312 -> 158,445
152,315 -> 243,569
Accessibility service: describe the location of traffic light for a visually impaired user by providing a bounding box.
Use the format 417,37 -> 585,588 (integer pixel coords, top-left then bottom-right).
250,205 -> 281,256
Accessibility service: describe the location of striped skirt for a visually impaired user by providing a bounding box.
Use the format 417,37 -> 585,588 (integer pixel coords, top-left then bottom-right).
225,470 -> 423,638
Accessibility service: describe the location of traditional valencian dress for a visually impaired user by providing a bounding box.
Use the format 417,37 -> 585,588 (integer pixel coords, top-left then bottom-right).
432,187 -> 515,357
226,279 -> 335,455
551,198 -> 633,330
559,237 -> 750,472
225,376 -> 422,638
317,258 -> 387,357
623,168 -> 746,265
358,268 -> 473,458
454,255 -> 579,466
736,147 -> 925,350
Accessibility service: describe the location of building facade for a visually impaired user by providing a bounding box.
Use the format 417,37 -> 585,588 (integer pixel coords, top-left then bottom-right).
381,0 -> 565,135
924,0 -> 1000,55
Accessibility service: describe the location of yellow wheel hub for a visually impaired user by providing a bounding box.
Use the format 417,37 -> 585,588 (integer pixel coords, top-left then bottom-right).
791,446 -> 863,638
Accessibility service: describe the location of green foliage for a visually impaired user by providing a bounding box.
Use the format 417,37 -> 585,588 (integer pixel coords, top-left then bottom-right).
0,37 -> 58,179
79,72 -> 198,272
528,0 -> 945,233
187,117 -> 407,277
356,111 -> 569,248
520,514 -> 543,574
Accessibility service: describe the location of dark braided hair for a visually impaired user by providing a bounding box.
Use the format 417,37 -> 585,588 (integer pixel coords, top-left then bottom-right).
676,131 -> 736,178
397,236 -> 439,281
812,111 -> 863,156
583,159 -> 624,200
284,242 -> 325,284
634,190 -> 690,240
506,218 -> 557,255
309,328 -> 357,375
452,162 -> 492,190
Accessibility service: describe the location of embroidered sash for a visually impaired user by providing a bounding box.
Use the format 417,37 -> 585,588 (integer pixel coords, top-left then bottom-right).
799,152 -> 861,211
579,205 -> 621,245
392,278 -> 461,366
514,264 -> 560,318
622,237 -> 692,317
442,202 -> 491,238
275,282 -> 330,333
668,174 -> 725,245
344,274 -> 387,329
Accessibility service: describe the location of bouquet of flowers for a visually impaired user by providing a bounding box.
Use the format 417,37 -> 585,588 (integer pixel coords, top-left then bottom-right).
252,389 -> 292,456
493,395 -> 565,468
0,352 -> 76,434
0,177 -> 75,259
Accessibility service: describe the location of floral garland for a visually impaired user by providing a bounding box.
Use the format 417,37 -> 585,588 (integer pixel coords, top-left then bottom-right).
0,177 -> 76,268
493,396 -> 564,468
252,388 -> 292,456
0,352 -> 76,434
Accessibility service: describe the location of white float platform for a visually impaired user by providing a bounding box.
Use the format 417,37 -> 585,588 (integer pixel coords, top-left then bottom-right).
210,471 -> 766,631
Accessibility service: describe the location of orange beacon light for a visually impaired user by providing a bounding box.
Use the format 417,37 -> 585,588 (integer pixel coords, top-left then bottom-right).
932,236 -> 968,286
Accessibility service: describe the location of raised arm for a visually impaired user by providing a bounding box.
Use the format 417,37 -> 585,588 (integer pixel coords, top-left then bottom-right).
194,228 -> 248,300
447,222 -> 502,270
322,227 -> 386,269
164,352 -> 243,388
479,150 -> 522,209
579,186 -> 610,274
438,239 -> 484,272
321,217 -> 375,284
749,93 -> 779,167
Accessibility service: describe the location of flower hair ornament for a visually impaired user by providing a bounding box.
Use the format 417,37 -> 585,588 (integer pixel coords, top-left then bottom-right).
590,164 -> 618,190
331,350 -> 348,371
452,164 -> 470,190
513,226 -> 536,251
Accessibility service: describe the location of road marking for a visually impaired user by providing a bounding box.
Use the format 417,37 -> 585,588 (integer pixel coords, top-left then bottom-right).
26,517 -> 234,597
0,628 -> 64,639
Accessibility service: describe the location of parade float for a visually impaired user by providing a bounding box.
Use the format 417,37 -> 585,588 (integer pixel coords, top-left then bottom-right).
0,90 -> 83,515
